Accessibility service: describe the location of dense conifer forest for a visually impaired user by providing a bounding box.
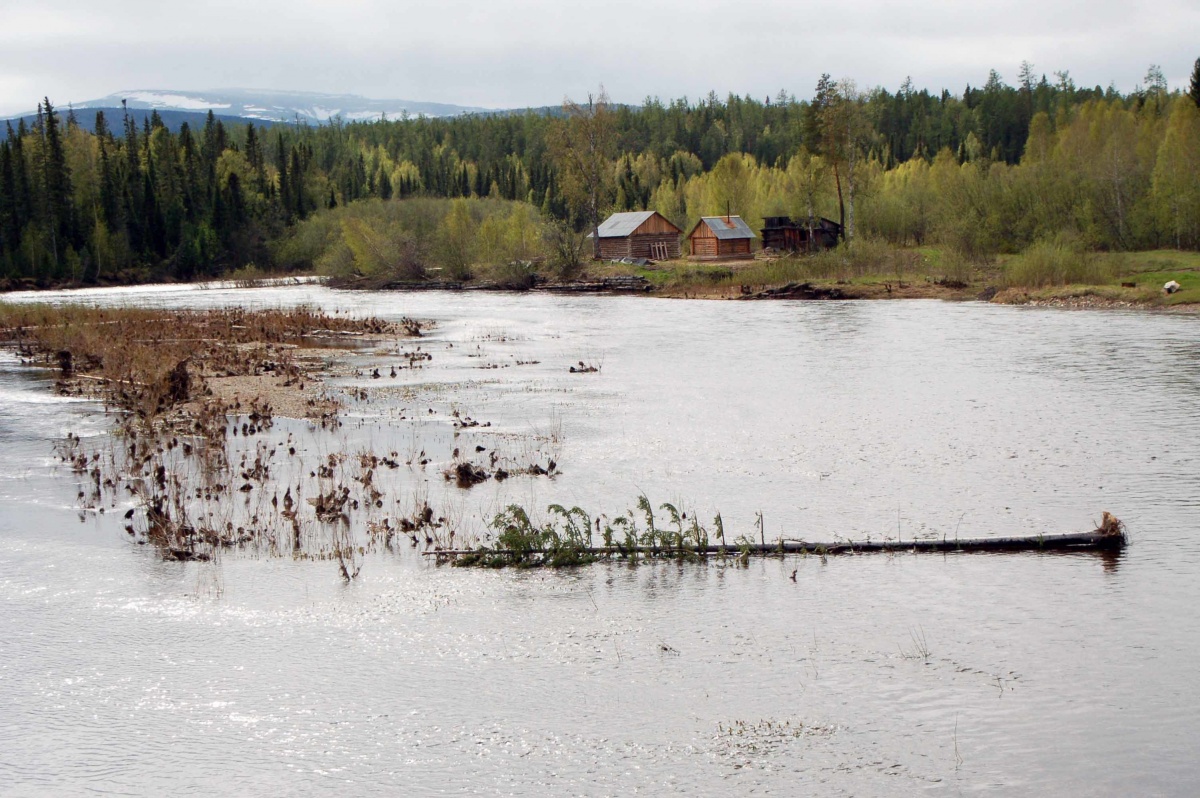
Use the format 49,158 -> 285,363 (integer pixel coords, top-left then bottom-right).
2,61 -> 1199,287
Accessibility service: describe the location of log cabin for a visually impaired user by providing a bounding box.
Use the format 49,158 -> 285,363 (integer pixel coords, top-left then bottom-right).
687,216 -> 757,260
760,216 -> 843,252
588,211 -> 683,260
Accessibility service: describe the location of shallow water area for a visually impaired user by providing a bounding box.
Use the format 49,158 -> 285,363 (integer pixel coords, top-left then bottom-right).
2,281 -> 1199,795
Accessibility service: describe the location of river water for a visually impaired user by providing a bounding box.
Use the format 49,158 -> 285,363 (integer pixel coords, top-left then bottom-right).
1,283 -> 1198,795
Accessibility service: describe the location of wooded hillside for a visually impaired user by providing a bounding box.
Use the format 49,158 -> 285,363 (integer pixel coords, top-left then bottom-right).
2,61 -> 1198,286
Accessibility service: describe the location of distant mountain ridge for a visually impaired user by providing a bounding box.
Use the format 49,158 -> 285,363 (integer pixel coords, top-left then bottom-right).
2,107 -> 275,137
25,88 -> 497,125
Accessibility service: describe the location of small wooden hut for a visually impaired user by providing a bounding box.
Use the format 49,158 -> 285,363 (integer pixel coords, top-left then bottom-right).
760,216 -> 842,252
687,216 -> 757,260
589,211 -> 682,260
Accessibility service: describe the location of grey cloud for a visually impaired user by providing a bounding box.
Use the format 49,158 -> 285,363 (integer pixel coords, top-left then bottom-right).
0,0 -> 1196,115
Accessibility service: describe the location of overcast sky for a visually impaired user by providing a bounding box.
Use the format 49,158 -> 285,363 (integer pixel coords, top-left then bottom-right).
1,0 -> 1197,116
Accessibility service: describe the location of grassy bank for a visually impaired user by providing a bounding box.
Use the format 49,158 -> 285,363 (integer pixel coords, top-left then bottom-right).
7,233 -> 1198,309
590,242 -> 981,300
589,244 -> 1200,307
991,250 -> 1200,307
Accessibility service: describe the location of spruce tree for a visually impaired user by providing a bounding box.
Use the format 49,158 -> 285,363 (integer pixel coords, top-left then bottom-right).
0,142 -> 17,257
288,147 -> 305,218
177,123 -> 201,220
97,142 -> 120,231
40,99 -> 75,262
122,111 -> 145,253
7,122 -> 30,233
245,123 -> 266,194
1190,58 -> 1200,108
275,133 -> 290,219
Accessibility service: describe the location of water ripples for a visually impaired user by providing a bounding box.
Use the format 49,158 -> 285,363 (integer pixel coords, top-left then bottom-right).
2,287 -> 1199,794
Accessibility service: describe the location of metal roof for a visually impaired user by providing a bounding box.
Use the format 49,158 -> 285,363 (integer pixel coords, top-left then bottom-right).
593,211 -> 659,238
696,216 -> 757,240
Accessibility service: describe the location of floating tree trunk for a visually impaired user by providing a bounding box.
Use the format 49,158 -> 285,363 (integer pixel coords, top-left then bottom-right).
427,513 -> 1127,566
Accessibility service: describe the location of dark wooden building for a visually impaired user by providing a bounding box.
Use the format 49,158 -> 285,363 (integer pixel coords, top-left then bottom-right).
760,216 -> 843,252
687,216 -> 757,260
589,211 -> 683,260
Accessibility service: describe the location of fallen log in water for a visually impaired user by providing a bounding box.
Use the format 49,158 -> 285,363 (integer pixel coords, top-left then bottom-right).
426,513 -> 1127,566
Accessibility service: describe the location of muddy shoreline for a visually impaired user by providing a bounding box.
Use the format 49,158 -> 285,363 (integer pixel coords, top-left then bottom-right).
8,271 -> 1195,311
322,273 -> 1200,310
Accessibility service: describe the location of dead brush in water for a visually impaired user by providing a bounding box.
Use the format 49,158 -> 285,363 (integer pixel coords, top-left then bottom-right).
8,303 -> 429,571
1097,511 -> 1125,538
0,303 -> 423,424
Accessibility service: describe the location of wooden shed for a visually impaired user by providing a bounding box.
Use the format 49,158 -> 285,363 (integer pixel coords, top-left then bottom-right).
588,211 -> 682,261
761,216 -> 842,252
687,216 -> 757,260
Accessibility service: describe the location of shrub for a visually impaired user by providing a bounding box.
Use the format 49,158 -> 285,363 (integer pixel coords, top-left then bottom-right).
272,197 -> 548,281
1004,238 -> 1114,287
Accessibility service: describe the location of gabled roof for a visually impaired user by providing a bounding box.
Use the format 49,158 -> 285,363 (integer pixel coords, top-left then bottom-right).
690,216 -> 757,240
592,210 -> 680,238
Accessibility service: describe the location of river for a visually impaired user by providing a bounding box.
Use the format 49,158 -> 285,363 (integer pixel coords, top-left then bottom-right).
1,282 -> 1198,795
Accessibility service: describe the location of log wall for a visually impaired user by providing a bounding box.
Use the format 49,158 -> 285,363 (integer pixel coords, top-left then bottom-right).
718,238 -> 753,258
597,237 -> 632,259
629,233 -> 681,260
690,236 -> 718,258
599,234 -> 681,260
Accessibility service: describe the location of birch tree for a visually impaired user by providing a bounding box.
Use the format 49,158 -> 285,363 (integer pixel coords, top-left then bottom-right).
549,88 -> 616,258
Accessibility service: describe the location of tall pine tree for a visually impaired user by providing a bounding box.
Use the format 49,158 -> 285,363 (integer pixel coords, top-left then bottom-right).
1190,57 -> 1200,109
40,98 -> 75,265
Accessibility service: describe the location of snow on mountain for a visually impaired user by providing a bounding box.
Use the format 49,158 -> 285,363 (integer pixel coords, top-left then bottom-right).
71,89 -> 492,123
121,91 -> 233,111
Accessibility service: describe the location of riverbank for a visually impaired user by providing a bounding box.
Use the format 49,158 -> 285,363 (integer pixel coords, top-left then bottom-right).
604,248 -> 1200,308
335,245 -> 1200,309
6,248 -> 1198,311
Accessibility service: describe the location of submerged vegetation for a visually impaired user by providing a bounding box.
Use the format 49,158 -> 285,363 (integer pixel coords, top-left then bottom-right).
1,303 -> 439,571
1,302 -> 584,577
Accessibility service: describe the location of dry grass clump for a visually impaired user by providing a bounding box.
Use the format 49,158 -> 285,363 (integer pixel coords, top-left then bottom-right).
1097,511 -> 1126,538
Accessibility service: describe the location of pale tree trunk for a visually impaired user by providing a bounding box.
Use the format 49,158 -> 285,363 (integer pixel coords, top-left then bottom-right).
845,148 -> 858,243
805,195 -> 815,253
832,162 -> 846,243
591,191 -> 601,259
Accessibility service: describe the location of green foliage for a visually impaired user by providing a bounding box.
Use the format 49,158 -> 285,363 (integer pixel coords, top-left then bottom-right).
487,259 -> 539,290
273,197 -> 543,280
460,496 -> 727,568
6,69 -> 1200,289
542,218 -> 587,279
1191,58 -> 1200,109
635,494 -> 658,547
1004,237 -> 1114,287
1151,99 -> 1200,250
480,503 -> 596,568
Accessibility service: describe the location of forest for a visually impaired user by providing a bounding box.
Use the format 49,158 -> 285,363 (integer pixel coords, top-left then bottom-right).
1,61 -> 1199,288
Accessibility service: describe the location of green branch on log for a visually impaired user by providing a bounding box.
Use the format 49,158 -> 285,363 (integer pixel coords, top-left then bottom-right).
434,505 -> 1127,568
